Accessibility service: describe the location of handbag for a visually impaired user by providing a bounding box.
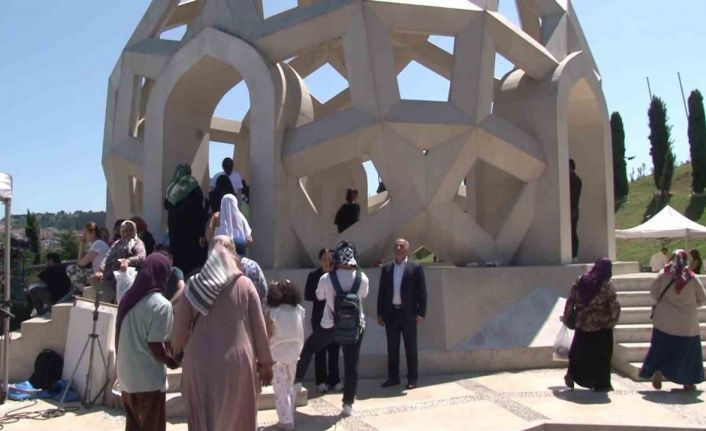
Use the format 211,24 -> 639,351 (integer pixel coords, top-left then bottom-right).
650,277 -> 676,319
564,303 -> 581,330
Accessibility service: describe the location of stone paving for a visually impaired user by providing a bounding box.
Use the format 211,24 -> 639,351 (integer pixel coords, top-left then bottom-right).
1,369 -> 705,430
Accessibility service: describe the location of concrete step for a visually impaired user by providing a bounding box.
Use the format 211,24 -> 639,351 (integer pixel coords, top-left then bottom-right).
612,274 -> 706,292
614,323 -> 706,343
165,384 -> 308,419
616,341 -> 706,363
619,361 -> 706,381
616,291 -> 654,307
610,263 -> 641,275
612,274 -> 657,292
619,306 -> 706,324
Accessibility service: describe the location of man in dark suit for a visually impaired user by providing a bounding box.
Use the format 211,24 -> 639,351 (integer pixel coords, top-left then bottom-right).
377,238 -> 427,389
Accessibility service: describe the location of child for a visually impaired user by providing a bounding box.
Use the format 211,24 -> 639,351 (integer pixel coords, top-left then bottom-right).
266,280 -> 306,430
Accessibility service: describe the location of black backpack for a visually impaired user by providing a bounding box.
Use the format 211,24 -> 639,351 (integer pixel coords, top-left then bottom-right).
331,270 -> 364,345
29,349 -> 63,390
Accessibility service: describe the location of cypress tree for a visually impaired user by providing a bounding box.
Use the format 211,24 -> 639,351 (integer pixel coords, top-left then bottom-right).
25,210 -> 41,264
659,149 -> 675,198
610,112 -> 629,201
688,90 -> 706,193
648,96 -> 674,191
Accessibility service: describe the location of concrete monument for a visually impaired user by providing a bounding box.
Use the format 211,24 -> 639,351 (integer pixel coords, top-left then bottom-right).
103,0 -> 614,269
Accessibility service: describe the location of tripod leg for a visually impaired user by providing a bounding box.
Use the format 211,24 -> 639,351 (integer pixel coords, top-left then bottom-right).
59,337 -> 91,405
87,339 -> 112,408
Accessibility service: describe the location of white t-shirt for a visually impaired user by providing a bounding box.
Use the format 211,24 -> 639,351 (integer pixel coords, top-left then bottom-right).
268,304 -> 305,363
88,240 -> 110,273
209,171 -> 243,192
650,252 -> 669,272
316,269 -> 369,329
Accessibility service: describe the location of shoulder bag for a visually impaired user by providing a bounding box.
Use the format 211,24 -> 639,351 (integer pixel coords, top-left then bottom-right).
650,277 -> 676,320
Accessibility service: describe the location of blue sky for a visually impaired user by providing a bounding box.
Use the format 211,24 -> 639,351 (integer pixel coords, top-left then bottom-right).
1,1 -> 705,214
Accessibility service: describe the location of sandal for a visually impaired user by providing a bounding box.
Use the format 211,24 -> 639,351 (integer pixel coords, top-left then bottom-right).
651,371 -> 663,390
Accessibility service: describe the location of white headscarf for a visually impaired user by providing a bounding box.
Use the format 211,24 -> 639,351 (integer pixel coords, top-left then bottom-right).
215,194 -> 252,244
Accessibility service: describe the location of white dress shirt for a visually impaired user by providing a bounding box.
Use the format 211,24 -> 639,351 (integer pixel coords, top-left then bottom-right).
393,257 -> 408,305
650,252 -> 668,272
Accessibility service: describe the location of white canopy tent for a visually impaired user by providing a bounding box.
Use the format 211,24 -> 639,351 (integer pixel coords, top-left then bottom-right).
615,205 -> 706,240
0,172 -> 10,401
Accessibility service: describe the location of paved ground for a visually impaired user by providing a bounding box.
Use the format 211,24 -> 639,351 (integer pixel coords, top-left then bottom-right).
1,369 -> 705,430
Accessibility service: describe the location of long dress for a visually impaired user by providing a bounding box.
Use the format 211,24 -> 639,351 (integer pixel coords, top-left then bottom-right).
563,281 -> 621,390
176,276 -> 273,431
164,187 -> 207,275
639,273 -> 706,384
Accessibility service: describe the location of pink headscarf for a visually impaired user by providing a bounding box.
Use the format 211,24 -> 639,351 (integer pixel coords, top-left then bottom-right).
663,249 -> 695,294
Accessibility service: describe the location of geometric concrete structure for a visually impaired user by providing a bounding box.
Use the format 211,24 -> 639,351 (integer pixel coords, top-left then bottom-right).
104,0 -> 615,269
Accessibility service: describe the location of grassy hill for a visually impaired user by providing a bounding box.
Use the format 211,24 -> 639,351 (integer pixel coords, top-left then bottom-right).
615,162 -> 706,267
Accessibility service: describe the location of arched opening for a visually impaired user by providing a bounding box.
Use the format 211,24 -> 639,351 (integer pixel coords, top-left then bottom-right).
142,29 -> 279,266
566,78 -> 611,262
210,81 -> 251,200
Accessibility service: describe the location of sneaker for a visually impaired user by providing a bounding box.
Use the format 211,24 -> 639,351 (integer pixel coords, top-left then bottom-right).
317,383 -> 328,393
341,403 -> 353,417
329,382 -> 344,392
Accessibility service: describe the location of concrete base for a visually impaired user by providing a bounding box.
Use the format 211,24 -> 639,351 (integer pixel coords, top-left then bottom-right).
266,262 -> 638,379
3,262 -> 639,384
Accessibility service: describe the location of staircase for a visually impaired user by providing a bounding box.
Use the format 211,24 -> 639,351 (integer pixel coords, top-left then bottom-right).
164,368 -> 308,419
611,273 -> 706,380
2,302 -> 308,418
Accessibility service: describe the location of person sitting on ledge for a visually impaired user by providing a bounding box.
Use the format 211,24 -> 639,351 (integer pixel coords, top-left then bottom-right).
27,252 -> 71,316
91,220 -> 146,303
66,221 -> 110,295
131,216 -> 155,256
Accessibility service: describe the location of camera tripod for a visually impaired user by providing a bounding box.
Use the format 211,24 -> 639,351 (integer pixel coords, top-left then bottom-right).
60,293 -> 110,408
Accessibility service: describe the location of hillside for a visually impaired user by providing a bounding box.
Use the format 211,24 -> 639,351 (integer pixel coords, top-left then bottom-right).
6,211 -> 106,231
615,162 -> 706,267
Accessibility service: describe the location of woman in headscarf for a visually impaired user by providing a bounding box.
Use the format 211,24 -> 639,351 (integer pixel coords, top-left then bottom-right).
93,220 -> 146,302
171,236 -> 273,431
640,249 -> 706,391
562,258 -> 621,391
130,216 -> 156,256
206,194 -> 253,256
207,174 -> 235,215
163,163 -> 208,275
116,253 -> 177,431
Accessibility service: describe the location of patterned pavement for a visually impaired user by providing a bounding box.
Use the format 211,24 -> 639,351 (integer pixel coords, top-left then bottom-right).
1,369 -> 705,430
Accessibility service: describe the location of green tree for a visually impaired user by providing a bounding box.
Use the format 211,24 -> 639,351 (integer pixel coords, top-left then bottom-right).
610,112 -> 629,202
56,231 -> 79,261
659,149 -> 675,198
25,210 -> 41,264
688,90 -> 706,193
648,96 -> 674,191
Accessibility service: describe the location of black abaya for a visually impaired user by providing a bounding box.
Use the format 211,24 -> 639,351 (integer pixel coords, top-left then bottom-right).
164,187 -> 207,275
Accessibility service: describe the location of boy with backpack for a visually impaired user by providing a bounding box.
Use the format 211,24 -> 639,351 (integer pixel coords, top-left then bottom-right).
294,241 -> 369,417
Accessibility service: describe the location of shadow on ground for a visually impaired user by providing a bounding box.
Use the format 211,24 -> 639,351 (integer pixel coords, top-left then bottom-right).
643,193 -> 670,222
549,386 -> 611,404
639,389 -> 704,405
685,195 -> 706,221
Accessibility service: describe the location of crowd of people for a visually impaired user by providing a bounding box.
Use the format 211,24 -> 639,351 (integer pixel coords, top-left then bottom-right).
24,156 -> 705,430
